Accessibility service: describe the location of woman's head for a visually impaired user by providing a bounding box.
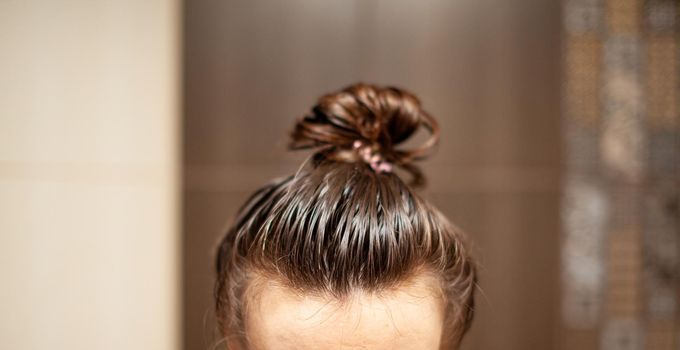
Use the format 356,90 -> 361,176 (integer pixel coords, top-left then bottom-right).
214,82 -> 477,349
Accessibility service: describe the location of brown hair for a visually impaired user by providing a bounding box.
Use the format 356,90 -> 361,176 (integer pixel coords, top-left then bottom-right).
214,82 -> 477,349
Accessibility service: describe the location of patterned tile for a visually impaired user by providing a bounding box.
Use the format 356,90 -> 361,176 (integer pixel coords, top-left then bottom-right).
606,0 -> 643,34
648,130 -> 679,177
565,0 -> 605,34
601,318 -> 644,350
565,35 -> 602,127
565,126 -> 601,172
605,229 -> 643,318
609,188 -> 643,230
601,36 -> 646,181
645,0 -> 678,33
563,0 -> 679,347
645,321 -> 675,350
646,36 -> 678,129
562,177 -> 608,328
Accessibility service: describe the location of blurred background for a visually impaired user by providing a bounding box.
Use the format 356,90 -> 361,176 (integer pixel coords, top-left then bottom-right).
184,1 -> 562,350
1,1 -> 678,350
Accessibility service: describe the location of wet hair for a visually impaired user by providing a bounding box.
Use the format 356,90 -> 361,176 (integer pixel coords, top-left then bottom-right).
214,82 -> 477,349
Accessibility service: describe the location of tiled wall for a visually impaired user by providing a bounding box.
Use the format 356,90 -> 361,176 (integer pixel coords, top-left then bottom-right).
0,2 -> 180,349
561,0 -> 680,349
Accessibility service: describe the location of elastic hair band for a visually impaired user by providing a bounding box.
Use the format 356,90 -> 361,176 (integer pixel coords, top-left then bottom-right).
353,140 -> 393,173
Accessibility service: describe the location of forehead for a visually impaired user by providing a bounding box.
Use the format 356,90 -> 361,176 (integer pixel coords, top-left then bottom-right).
243,274 -> 445,350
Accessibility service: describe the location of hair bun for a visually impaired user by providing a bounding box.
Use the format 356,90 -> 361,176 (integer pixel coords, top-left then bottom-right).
290,82 -> 440,186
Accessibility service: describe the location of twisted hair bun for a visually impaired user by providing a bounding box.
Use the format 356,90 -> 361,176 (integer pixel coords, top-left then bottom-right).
290,82 -> 440,186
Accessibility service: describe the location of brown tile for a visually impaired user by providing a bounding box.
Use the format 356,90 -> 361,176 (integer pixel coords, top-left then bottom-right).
646,321 -> 676,350
646,35 -> 678,129
565,34 -> 602,127
606,0 -> 643,34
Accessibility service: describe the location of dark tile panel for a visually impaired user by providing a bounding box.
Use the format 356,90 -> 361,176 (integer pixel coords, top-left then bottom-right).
182,190 -> 254,350
428,192 -> 561,350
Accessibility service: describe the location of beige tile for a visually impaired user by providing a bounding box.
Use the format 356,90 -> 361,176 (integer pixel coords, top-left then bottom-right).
0,179 -> 178,349
0,1 -> 178,167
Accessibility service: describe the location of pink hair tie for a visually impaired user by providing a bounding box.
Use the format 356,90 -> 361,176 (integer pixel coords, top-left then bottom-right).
352,140 -> 393,173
